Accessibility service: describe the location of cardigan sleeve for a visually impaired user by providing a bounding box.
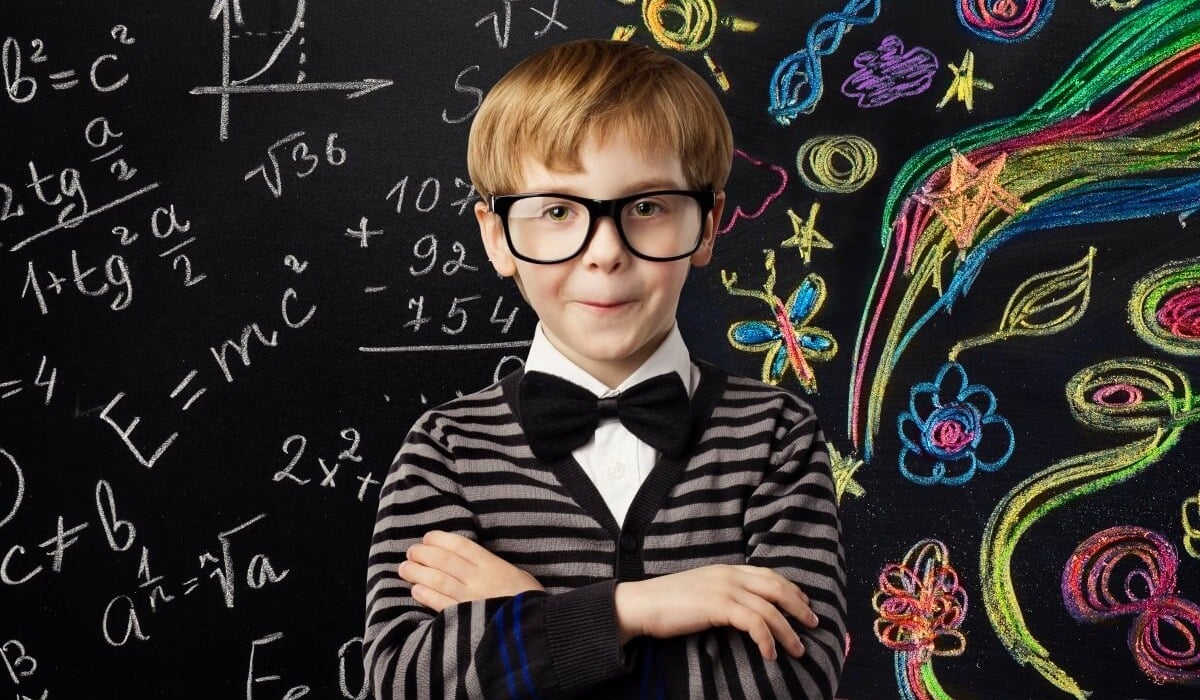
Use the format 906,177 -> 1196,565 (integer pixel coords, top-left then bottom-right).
363,414 -> 632,700
674,411 -> 847,699
747,413 -> 846,697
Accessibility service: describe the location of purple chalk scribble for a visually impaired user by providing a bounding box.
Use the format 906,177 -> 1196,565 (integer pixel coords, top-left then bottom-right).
841,35 -> 938,108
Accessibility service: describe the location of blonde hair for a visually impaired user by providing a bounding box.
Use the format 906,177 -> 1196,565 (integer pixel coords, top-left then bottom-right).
468,39 -> 733,197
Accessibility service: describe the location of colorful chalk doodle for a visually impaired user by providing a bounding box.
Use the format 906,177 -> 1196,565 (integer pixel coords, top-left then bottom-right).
1184,492 -> 1200,560
780,203 -> 833,265
849,0 -> 1200,459
936,49 -> 993,112
873,539 -> 968,700
948,247 -> 1094,361
981,358 -> 1200,698
1091,0 -> 1143,9
1062,526 -> 1200,685
897,361 -> 1014,487
841,35 -> 939,108
796,135 -> 879,195
768,0 -> 883,124
722,250 -> 837,393
913,150 -> 1022,255
613,0 -> 758,90
828,442 -> 866,504
718,149 -> 788,235
1130,257 -> 1200,356
957,0 -> 1055,42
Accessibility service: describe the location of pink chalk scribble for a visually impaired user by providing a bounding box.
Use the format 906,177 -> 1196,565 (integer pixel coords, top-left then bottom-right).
1156,286 -> 1200,339
718,149 -> 788,235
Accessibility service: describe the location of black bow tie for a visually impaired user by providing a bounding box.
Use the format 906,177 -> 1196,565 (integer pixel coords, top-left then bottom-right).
518,371 -> 692,462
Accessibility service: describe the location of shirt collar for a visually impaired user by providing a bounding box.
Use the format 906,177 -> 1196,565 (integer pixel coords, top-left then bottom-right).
525,322 -> 693,398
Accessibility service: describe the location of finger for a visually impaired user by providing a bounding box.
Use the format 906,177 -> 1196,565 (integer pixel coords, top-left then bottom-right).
725,603 -> 779,661
735,591 -> 805,658
738,568 -> 818,628
406,542 -> 474,583
411,583 -> 458,613
398,560 -> 467,602
424,530 -> 500,566
736,566 -> 810,605
760,584 -> 817,629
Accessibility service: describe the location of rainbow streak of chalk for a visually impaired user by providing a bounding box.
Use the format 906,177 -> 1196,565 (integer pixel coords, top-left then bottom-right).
849,0 -> 1200,459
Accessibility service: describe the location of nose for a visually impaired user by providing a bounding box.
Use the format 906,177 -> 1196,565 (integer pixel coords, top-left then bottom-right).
580,215 -> 628,270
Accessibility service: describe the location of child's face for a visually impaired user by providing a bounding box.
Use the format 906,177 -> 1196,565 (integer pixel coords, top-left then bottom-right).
476,132 -> 724,388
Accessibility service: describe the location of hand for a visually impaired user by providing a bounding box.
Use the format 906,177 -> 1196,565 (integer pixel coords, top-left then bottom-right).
614,565 -> 818,661
398,530 -> 545,612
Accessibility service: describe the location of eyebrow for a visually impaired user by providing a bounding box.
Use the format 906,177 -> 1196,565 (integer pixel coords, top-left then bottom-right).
519,179 -> 691,197
621,178 -> 689,193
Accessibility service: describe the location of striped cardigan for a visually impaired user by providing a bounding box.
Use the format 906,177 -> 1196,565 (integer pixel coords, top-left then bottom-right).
365,361 -> 846,699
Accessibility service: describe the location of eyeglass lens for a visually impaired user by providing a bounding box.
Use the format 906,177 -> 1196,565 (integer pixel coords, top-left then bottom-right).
505,193 -> 703,262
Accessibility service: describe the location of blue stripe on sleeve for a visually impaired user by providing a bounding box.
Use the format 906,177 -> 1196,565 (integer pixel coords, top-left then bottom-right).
493,605 -> 521,699
511,593 -> 543,700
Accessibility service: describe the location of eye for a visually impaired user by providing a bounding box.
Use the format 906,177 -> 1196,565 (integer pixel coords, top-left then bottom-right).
544,205 -> 572,221
630,199 -> 664,217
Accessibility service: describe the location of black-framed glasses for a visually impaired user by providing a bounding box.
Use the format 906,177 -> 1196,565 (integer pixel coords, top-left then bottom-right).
488,189 -> 716,264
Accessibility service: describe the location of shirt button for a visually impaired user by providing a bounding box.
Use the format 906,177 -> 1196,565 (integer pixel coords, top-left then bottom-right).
608,462 -> 626,478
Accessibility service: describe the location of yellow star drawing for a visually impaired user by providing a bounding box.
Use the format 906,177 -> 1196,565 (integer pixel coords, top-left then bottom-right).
780,203 -> 833,264
916,150 -> 1023,252
827,443 -> 865,504
937,49 -> 993,112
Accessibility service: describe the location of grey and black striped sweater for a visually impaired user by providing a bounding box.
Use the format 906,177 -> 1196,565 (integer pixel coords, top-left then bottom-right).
365,361 -> 846,699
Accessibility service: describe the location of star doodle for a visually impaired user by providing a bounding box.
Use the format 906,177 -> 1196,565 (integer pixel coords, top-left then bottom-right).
780,203 -> 833,265
827,442 -> 865,503
936,49 -> 992,112
915,150 -> 1023,253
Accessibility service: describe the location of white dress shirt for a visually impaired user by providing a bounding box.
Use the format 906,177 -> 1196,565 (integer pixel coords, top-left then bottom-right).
524,323 -> 700,526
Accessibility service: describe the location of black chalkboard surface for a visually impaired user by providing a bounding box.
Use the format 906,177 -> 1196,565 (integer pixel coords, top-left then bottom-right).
5,1 -> 1200,698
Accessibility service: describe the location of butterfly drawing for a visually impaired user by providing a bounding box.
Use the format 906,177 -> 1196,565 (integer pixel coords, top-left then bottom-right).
723,252 -> 837,392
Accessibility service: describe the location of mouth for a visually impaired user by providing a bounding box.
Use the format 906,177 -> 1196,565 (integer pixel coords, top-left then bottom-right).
577,300 -> 633,310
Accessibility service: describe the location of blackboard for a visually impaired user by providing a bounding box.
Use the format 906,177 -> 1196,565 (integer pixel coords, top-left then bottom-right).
4,1 -> 1200,698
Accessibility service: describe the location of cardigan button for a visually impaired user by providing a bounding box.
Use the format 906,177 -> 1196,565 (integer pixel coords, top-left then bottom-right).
619,532 -> 639,553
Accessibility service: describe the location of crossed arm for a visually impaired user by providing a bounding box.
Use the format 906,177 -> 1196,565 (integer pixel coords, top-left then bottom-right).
368,407 -> 846,698
399,529 -> 820,662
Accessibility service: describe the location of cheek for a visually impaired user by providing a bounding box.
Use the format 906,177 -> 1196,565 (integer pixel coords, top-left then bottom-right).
514,265 -> 566,307
647,265 -> 692,300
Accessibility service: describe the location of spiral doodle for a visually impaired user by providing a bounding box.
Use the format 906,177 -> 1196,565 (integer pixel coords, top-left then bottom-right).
1063,526 -> 1200,685
958,0 -> 1054,43
1130,257 -> 1200,356
796,135 -> 878,194
641,0 -> 718,51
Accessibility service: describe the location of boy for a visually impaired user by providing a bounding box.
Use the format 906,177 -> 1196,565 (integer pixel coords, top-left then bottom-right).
365,39 -> 846,699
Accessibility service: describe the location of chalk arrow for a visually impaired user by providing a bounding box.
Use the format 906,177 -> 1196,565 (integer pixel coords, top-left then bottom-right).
190,78 -> 393,97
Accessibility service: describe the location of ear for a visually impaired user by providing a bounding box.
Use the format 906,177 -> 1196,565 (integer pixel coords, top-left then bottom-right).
476,200 -> 517,277
689,191 -> 725,268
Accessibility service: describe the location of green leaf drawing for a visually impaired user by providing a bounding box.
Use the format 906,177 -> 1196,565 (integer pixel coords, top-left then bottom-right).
949,247 -> 1095,360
